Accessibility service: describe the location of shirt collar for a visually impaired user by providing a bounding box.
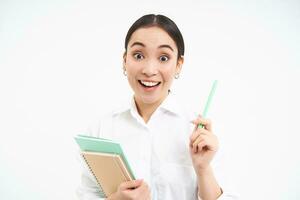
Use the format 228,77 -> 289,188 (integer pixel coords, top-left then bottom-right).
112,92 -> 184,121
129,97 -> 144,124
157,92 -> 184,116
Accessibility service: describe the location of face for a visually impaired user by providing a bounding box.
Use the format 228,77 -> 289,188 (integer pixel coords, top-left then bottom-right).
123,26 -> 183,107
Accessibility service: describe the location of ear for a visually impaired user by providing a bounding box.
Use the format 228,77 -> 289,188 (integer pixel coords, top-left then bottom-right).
123,52 -> 127,70
176,56 -> 184,74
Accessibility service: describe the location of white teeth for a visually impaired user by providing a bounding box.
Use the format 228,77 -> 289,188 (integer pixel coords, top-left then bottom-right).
140,81 -> 160,87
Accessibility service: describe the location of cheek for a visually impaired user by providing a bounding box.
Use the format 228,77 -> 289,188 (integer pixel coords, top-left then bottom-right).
125,61 -> 139,77
161,65 -> 177,81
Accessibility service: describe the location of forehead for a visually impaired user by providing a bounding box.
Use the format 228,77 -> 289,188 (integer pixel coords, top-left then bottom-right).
128,26 -> 177,50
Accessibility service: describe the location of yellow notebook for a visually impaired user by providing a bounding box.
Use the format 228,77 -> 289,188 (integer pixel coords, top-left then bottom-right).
82,151 -> 134,197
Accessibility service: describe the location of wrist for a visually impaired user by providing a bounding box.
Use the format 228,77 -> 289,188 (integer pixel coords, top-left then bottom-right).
195,165 -> 212,177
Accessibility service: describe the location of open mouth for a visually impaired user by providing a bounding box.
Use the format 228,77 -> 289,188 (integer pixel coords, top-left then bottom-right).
138,80 -> 161,88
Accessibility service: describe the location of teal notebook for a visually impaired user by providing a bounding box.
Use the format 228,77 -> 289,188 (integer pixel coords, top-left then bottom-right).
75,134 -> 135,179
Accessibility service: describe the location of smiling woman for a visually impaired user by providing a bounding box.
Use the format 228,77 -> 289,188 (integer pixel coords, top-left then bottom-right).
77,14 -> 239,200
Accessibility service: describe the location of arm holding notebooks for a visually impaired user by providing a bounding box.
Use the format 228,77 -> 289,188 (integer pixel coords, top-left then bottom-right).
76,119 -> 152,200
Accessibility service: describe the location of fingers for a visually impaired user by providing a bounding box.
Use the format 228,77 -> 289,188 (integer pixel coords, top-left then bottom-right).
197,140 -> 208,152
190,126 -> 218,153
190,127 -> 210,145
191,116 -> 212,131
191,134 -> 209,153
119,180 -> 151,200
119,179 -> 143,191
138,181 -> 150,195
133,181 -> 151,200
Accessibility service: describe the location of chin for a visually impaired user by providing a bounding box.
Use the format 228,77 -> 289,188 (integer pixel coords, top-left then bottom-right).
139,95 -> 162,105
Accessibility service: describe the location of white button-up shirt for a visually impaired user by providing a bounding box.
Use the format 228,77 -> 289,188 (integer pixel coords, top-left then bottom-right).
77,94 -> 238,200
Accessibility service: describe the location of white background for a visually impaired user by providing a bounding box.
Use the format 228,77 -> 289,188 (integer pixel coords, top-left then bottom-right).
0,0 -> 299,199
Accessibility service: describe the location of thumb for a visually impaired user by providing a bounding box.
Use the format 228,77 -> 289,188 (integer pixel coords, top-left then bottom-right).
119,179 -> 143,190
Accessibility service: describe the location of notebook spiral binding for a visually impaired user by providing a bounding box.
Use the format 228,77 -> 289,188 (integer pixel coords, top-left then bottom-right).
81,153 -> 106,198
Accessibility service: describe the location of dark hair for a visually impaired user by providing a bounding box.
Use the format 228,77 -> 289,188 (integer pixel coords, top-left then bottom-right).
124,14 -> 184,60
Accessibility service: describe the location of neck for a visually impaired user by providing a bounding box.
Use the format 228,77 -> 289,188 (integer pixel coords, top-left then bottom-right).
134,94 -> 168,123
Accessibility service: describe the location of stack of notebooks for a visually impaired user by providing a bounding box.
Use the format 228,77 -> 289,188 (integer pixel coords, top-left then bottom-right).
75,135 -> 135,198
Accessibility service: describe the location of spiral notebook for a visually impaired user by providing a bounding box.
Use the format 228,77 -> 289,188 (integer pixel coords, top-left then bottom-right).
75,135 -> 135,198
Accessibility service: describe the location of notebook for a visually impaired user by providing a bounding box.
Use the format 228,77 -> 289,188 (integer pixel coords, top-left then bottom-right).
75,135 -> 135,198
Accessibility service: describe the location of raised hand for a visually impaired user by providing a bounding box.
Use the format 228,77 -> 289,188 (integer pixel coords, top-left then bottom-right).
189,116 -> 219,175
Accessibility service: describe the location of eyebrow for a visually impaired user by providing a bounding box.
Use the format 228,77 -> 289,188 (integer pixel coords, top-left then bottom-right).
130,42 -> 174,52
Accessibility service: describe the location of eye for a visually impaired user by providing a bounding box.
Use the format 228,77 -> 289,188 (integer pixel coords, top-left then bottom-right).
159,55 -> 169,62
133,53 -> 144,60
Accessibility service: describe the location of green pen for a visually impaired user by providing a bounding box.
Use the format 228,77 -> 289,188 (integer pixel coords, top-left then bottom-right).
198,80 -> 218,128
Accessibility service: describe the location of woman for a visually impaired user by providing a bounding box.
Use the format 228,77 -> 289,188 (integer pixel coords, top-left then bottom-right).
77,14 -> 238,200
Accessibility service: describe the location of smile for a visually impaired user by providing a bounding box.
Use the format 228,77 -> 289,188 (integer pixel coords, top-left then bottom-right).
138,80 -> 161,88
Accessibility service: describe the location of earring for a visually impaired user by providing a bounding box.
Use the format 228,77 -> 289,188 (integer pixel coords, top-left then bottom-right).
123,69 -> 127,76
174,73 -> 180,79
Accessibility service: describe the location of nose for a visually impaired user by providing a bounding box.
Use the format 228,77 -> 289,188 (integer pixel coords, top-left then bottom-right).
142,60 -> 158,77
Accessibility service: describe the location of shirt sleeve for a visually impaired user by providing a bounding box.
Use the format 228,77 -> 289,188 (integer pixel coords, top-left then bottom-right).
212,147 -> 239,200
76,119 -> 106,200
196,145 -> 239,200
76,155 -> 106,200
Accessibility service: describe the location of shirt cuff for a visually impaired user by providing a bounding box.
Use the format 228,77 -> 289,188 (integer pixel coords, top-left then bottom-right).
198,187 -> 239,200
216,187 -> 239,200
